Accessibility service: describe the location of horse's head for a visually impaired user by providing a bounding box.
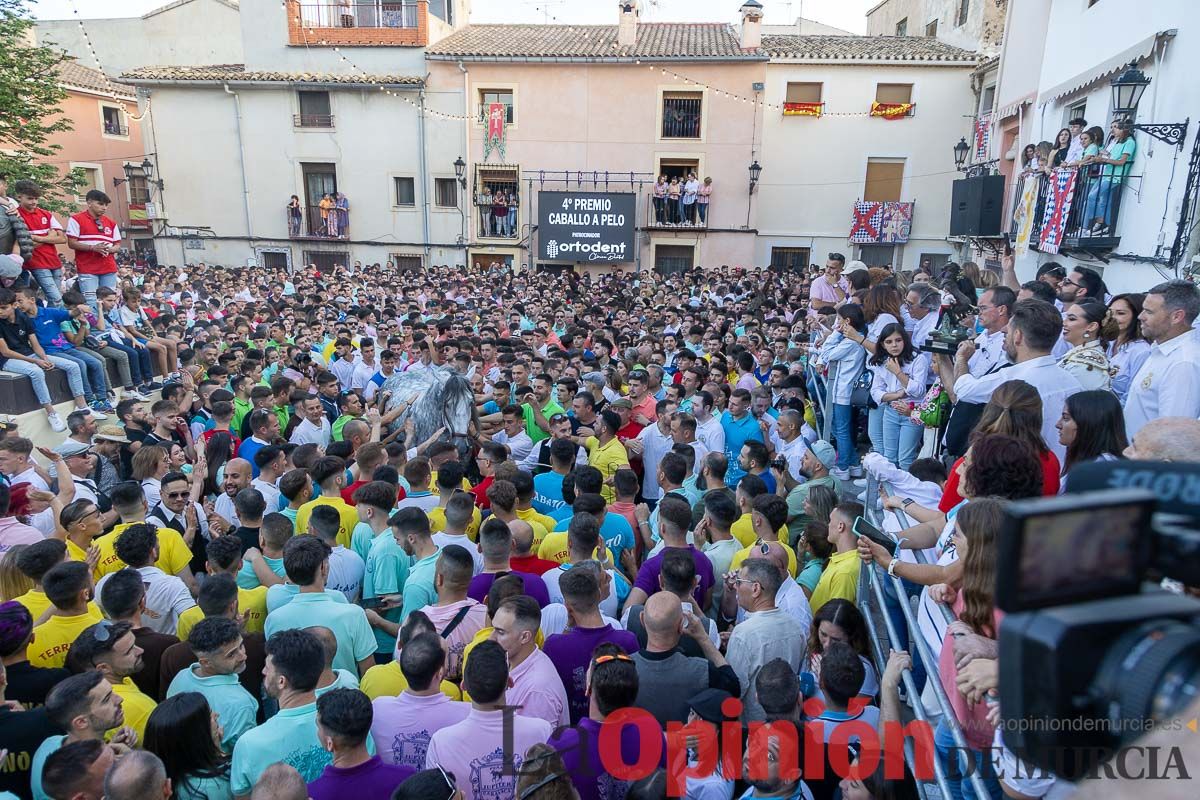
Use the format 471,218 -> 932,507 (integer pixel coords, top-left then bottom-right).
439,372 -> 479,463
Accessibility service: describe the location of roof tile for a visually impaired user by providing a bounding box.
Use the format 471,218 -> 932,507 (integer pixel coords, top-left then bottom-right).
760,34 -> 979,62
426,23 -> 761,60
120,64 -> 422,85
57,59 -> 136,98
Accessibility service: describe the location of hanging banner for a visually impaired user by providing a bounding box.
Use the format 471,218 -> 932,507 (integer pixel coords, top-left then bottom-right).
1038,168 -> 1078,255
483,102 -> 507,162
538,191 -> 636,262
849,201 -> 884,243
975,113 -> 992,160
782,102 -> 823,117
850,201 -> 913,243
1012,176 -> 1040,258
880,201 -> 913,243
870,102 -> 914,119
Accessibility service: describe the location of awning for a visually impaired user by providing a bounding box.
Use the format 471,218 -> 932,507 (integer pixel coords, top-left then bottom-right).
1038,30 -> 1176,106
995,94 -> 1033,120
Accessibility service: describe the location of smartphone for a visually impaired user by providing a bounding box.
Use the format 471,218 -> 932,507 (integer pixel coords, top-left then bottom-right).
853,516 -> 899,557
680,602 -> 694,632
360,596 -> 393,610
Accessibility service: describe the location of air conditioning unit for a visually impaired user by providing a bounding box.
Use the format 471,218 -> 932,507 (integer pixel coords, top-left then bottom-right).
144,202 -> 164,220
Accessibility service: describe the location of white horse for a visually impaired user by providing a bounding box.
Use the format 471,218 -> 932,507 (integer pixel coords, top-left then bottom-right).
381,365 -> 478,461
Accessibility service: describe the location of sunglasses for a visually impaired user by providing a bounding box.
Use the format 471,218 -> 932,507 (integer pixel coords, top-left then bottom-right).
592,653 -> 633,666
165,490 -> 190,499
436,766 -> 457,800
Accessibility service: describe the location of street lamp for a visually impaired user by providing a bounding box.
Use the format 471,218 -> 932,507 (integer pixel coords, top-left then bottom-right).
454,156 -> 467,188
1109,61 -> 1189,147
748,160 -> 762,194
953,137 -> 970,169
113,158 -> 164,191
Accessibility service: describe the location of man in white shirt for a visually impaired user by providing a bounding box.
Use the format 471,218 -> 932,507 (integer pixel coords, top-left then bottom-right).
627,403 -> 676,505
349,338 -> 381,392
95,524 -> 195,636
1065,116 -> 1087,164
692,390 -> 725,456
489,405 -> 534,463
430,493 -> 483,575
307,505 -> 365,602
1124,279 -> 1200,438
290,396 -> 332,447
953,298 -> 1081,465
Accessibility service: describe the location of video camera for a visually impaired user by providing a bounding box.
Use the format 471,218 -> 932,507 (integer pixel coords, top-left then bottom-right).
920,264 -> 979,356
996,460 -> 1200,781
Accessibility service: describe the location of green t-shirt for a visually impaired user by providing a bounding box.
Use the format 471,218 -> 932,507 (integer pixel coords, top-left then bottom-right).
1102,137 -> 1136,182
522,399 -> 564,443
264,594 -> 376,674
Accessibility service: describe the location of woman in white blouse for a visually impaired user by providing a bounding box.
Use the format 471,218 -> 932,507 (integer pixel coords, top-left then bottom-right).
1058,298 -> 1116,391
818,304 -> 870,479
868,323 -> 930,469
838,285 -> 903,457
1106,292 -> 1151,403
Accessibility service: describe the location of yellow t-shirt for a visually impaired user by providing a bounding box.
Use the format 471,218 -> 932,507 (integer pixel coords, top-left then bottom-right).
808,549 -> 862,615
429,472 -> 473,497
585,436 -> 630,503
93,523 -> 193,580
110,676 -> 157,742
294,497 -> 359,549
730,513 -> 788,550
12,590 -> 102,626
535,532 -> 615,566
65,537 -> 91,565
29,609 -> 104,668
359,661 -> 463,702
516,508 -> 557,540
728,539 -> 800,578
427,505 -> 483,542
175,584 -> 267,642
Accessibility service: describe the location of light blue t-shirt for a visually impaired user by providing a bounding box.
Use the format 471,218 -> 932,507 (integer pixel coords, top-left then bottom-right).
264,593 -> 376,674
532,471 -> 566,515
552,513 -> 636,559
176,773 -> 234,800
314,668 -> 360,697
30,735 -> 66,800
362,533 -> 411,653
231,702 -> 375,794
400,550 -> 441,621
236,554 -> 286,589
167,665 -> 259,750
350,521 -> 383,563
265,584 -> 349,613
720,410 -> 763,488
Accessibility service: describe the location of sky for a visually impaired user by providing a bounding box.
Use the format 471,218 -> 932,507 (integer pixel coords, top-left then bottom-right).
29,0 -> 872,33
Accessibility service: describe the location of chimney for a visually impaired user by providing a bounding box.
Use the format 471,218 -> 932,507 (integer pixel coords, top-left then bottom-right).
739,0 -> 764,50
617,1 -> 640,48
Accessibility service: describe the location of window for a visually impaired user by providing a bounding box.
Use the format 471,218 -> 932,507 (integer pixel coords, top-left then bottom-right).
434,178 -> 459,208
785,82 -> 822,104
875,84 -> 913,105
925,19 -> 938,37
858,244 -> 895,268
770,247 -> 811,271
260,251 -> 289,271
662,91 -> 703,139
394,177 -> 416,207
296,91 -> 333,128
956,0 -> 969,26
303,251 -> 348,272
127,172 -> 150,205
980,86 -> 996,115
895,18 -> 907,36
918,253 -> 951,272
478,90 -> 514,124
1064,100 -> 1087,128
654,244 -> 694,275
77,167 -> 100,194
391,254 -> 423,272
101,106 -> 126,136
864,159 -> 905,203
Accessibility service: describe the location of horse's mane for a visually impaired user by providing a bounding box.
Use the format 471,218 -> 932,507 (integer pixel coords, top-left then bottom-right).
381,366 -> 478,447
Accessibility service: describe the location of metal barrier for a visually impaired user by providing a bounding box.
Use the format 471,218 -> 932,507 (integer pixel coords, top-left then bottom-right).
855,472 -> 993,800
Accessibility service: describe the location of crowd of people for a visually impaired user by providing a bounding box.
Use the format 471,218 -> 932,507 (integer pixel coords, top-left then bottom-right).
1,178 -> 1200,800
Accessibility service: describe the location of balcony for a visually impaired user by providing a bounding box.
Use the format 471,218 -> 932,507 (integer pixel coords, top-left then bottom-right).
287,0 -> 427,46
1007,168 -> 1127,255
288,206 -> 350,240
103,121 -> 129,136
646,193 -> 711,230
294,113 -> 334,128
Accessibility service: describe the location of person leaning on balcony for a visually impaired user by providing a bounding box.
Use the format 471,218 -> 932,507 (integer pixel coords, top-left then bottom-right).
478,187 -> 492,236
681,173 -> 699,225
1048,127 -> 1072,169
492,191 -> 508,238
319,194 -> 334,237
1084,120 -> 1136,236
697,177 -> 713,225
666,177 -> 681,224
338,0 -> 354,28
287,196 -> 302,237
652,176 -> 667,224
1065,116 -> 1088,163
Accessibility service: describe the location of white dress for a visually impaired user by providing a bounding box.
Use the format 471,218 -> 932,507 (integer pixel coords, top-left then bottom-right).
1058,340 -> 1114,392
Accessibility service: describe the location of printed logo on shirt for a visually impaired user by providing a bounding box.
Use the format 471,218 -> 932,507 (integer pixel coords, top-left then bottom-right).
286,745 -> 332,782
471,747 -> 523,800
390,730 -> 431,771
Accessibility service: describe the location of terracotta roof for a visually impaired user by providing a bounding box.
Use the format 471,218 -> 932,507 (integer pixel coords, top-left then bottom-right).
120,64 -> 422,86
142,0 -> 239,18
57,59 -> 136,98
426,23 -> 764,61
761,34 -> 979,63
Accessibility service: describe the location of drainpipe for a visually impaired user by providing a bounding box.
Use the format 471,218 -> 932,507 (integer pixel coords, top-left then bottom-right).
223,84 -> 254,250
419,88 -> 432,262
459,59 -> 469,267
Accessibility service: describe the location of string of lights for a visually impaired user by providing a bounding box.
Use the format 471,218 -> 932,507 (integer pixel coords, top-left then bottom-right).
66,1 -> 149,121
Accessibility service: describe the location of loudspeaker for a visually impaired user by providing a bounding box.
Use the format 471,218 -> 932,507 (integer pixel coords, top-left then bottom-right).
949,176 -> 1006,236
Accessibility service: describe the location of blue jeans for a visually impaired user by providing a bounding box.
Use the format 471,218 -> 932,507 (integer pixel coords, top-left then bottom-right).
935,720 -> 1003,800
1084,180 -> 1120,227
831,403 -> 859,469
30,269 -> 64,307
77,272 -> 118,314
103,339 -> 150,386
883,404 -> 923,469
868,404 -> 885,455
47,348 -> 107,401
697,202 -> 708,223
2,359 -> 55,406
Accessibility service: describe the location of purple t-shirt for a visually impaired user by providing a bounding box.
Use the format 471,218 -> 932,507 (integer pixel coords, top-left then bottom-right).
549,717 -> 665,800
467,570 -> 551,607
632,545 -> 715,609
542,624 -> 640,724
307,756 -> 414,800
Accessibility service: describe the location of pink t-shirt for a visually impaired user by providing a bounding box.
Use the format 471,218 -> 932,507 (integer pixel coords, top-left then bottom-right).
808,275 -> 850,315
415,599 -> 487,680
938,596 -> 1004,751
0,517 -> 43,558
372,691 -> 471,771
507,647 -> 570,728
425,707 -> 553,800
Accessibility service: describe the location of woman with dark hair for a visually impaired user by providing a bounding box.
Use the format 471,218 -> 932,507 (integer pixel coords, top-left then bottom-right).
795,519 -> 833,599
143,692 -> 232,799
1056,390 -> 1127,489
286,195 -> 302,236
818,304 -> 868,479
804,598 -> 879,700
1106,292 -> 1150,403
839,284 -> 902,463
1049,127 -> 1073,168
1058,298 -> 1117,391
846,267 -> 872,292
868,323 -> 929,469
203,431 -> 234,500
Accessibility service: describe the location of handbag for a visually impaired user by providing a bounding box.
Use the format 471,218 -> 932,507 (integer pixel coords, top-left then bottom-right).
849,368 -> 873,407
912,380 -> 950,428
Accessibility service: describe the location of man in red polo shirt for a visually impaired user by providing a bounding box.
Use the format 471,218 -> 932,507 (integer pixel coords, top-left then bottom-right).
66,190 -> 120,312
12,181 -> 66,307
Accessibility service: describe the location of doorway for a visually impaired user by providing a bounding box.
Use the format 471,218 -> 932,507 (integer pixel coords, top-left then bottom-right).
857,244 -> 896,268
301,163 -> 337,237
657,158 -> 700,182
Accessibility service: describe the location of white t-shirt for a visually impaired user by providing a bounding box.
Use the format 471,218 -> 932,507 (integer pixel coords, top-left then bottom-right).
432,532 -> 483,575
327,545 -> 365,602
96,565 -> 195,636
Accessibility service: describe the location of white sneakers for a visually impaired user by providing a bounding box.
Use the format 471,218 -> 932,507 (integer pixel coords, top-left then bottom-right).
47,411 -> 67,432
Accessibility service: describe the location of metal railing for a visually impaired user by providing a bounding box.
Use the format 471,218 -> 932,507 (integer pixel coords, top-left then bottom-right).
294,113 -> 335,128
646,193 -> 711,229
662,97 -> 702,138
296,1 -> 418,28
854,473 -> 994,800
1009,166 -> 1131,248
287,206 -> 350,239
103,121 -> 129,136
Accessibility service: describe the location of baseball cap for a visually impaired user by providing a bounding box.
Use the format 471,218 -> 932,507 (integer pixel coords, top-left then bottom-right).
582,372 -> 606,387
806,440 -> 837,470
609,398 -> 633,410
